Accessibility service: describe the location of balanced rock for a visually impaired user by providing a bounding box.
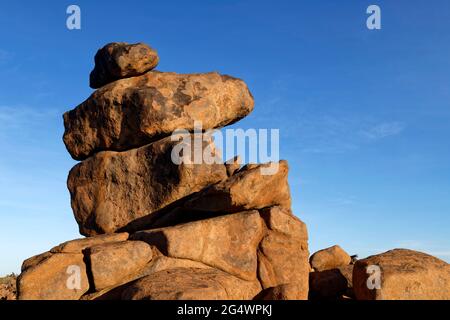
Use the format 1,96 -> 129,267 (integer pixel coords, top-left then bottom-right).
89,42 -> 159,89
310,245 -> 351,272
50,233 -> 129,253
121,267 -> 261,300
68,135 -> 227,236
64,71 -> 254,160
353,249 -> 450,300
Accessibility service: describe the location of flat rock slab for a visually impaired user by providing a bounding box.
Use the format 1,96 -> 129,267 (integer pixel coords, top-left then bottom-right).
121,267 -> 261,300
64,71 -> 254,160
50,233 -> 129,253
89,42 -> 159,89
353,249 -> 450,300
132,210 -> 265,281
68,135 -> 227,236
87,240 -> 153,291
17,253 -> 89,300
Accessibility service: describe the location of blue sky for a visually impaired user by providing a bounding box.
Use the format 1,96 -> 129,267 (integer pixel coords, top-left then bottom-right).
1,0 -> 450,274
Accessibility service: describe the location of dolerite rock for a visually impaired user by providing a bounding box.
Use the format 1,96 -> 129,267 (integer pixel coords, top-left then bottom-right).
68,135 -> 227,236
89,42 -> 159,89
87,241 -> 153,291
131,211 -> 265,281
309,265 -> 354,300
64,71 -> 254,160
257,206 -> 309,298
17,253 -> 89,300
184,161 -> 291,214
17,41 -> 313,300
255,283 -> 306,300
353,249 -> 450,300
310,245 -> 351,272
121,268 -> 261,300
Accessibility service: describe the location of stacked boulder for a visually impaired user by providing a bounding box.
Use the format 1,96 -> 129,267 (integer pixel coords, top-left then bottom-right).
16,42 -> 310,300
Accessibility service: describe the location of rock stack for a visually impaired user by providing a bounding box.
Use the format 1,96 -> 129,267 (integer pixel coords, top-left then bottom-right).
16,42 -> 310,300
14,42 -> 450,301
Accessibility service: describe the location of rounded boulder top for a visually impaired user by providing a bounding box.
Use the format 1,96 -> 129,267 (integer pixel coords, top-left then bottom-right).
89,42 -> 159,89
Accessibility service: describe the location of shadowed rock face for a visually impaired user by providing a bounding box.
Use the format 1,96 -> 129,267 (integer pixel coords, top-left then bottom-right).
89,42 -> 159,89
67,135 -> 227,236
353,249 -> 450,300
121,267 -> 262,300
183,161 -> 291,214
64,71 -> 254,160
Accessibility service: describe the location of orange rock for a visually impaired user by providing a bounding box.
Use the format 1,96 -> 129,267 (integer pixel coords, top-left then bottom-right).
121,267 -> 261,300
132,211 -> 265,281
89,42 -> 159,89
87,241 -> 153,291
257,207 -> 309,294
309,265 -> 354,300
184,161 -> 291,214
64,71 -> 254,160
17,253 -> 89,300
50,233 -> 129,253
255,283 -> 307,300
68,135 -> 227,236
310,245 -> 351,271
353,249 -> 450,300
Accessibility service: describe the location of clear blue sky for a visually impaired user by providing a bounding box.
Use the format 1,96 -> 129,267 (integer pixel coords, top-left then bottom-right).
1,0 -> 450,274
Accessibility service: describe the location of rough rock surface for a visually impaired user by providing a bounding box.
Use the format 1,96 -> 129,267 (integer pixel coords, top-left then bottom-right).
121,268 -> 261,300
310,245 -> 351,272
353,249 -> 450,300
255,283 -> 307,300
257,206 -> 309,294
184,161 -> 291,214
0,274 -> 17,300
50,233 -> 129,253
132,211 -> 265,281
89,42 -> 159,89
17,253 -> 89,300
65,71 -> 254,160
309,265 -> 353,300
68,135 -> 227,236
87,241 -> 153,291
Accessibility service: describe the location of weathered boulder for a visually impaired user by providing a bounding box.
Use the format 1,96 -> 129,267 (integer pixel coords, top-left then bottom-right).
89,42 -> 159,89
121,268 -> 261,300
64,71 -> 254,160
257,206 -> 309,295
0,274 -> 16,300
183,161 -> 291,214
255,283 -> 306,300
50,233 -> 129,253
353,249 -> 450,300
132,211 -> 265,281
87,241 -> 153,291
68,135 -> 227,236
309,265 -> 353,300
17,253 -> 89,300
310,245 -> 351,272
